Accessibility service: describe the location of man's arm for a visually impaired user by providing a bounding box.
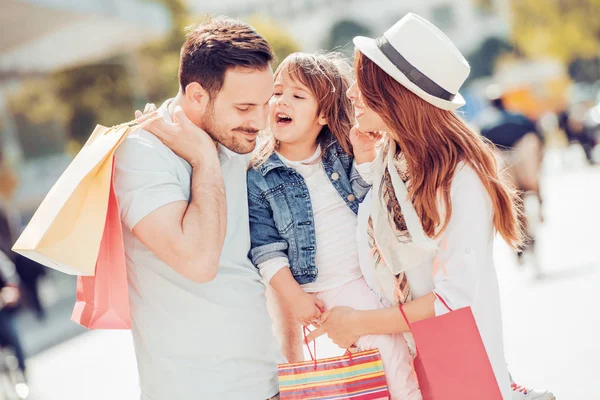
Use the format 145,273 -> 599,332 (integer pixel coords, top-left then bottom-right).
133,160 -> 225,283
121,107 -> 226,283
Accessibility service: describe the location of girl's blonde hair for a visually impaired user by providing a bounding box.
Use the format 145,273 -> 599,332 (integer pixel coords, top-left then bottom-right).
251,52 -> 354,167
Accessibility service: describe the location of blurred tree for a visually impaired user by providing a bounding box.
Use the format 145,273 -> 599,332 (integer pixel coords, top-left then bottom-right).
511,0 -> 600,63
6,78 -> 70,157
247,15 -> 301,67
7,0 -> 190,154
568,56 -> 600,83
7,0 -> 300,153
54,0 -> 191,149
136,0 -> 192,104
325,20 -> 372,58
472,0 -> 495,14
53,60 -> 136,145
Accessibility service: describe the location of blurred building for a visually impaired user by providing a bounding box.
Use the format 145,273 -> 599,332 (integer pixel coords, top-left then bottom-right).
190,0 -> 511,54
1,0 -> 170,77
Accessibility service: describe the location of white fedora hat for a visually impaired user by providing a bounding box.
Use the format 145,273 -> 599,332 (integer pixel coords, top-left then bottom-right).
353,13 -> 470,110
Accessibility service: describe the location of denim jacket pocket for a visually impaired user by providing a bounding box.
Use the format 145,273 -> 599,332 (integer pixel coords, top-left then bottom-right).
264,185 -> 294,234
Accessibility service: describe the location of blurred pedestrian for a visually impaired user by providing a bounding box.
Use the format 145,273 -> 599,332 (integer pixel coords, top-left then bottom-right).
0,151 -> 46,321
0,249 -> 26,374
477,85 -> 545,253
0,155 -> 27,377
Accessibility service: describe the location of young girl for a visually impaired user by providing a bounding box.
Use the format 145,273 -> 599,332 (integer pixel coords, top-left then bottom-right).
247,52 -> 422,400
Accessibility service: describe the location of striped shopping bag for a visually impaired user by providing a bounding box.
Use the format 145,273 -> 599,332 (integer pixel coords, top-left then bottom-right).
278,329 -> 390,399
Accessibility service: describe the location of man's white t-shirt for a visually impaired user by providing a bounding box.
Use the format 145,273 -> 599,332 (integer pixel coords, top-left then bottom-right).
113,100 -> 283,400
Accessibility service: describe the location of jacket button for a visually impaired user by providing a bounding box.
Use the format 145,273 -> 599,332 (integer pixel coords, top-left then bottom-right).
331,172 -> 340,181
347,194 -> 356,202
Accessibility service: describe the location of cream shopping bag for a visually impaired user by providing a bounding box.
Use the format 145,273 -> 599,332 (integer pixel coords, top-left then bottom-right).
13,121 -> 138,275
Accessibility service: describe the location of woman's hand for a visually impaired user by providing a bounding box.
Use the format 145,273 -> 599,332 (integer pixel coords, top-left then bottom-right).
350,126 -> 382,164
307,294 -> 437,349
306,306 -> 362,349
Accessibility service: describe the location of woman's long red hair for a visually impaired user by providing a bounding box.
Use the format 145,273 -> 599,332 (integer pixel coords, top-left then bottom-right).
355,51 -> 523,249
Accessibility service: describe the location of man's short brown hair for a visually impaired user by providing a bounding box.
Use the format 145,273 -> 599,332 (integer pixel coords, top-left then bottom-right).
179,17 -> 274,97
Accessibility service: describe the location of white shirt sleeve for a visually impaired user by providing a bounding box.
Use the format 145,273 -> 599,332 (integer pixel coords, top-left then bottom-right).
353,160 -> 374,185
431,166 -> 494,315
114,133 -> 187,231
257,256 -> 290,283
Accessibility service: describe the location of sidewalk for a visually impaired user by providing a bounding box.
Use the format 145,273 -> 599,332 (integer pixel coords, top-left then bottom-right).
26,331 -> 139,400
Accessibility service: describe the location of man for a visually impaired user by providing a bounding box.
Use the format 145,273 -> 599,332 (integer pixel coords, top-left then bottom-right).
114,18 -> 282,400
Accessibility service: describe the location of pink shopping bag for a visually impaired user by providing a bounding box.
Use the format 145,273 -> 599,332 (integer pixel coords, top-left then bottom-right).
399,294 -> 502,400
71,160 -> 130,329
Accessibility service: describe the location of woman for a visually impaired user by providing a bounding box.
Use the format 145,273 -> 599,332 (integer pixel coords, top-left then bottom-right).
307,13 -> 554,400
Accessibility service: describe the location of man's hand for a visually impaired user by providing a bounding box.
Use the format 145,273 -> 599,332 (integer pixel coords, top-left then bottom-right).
135,103 -> 157,119
136,106 -> 217,168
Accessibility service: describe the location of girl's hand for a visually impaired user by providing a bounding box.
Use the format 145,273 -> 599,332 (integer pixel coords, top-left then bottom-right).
289,292 -> 325,327
350,126 -> 382,164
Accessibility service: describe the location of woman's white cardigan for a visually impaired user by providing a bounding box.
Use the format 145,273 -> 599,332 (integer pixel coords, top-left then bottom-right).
356,163 -> 512,400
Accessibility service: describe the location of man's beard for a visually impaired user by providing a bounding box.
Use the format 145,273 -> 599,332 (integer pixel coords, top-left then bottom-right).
200,106 -> 258,155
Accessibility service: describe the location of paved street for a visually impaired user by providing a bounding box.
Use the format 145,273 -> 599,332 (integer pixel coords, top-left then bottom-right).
24,147 -> 600,400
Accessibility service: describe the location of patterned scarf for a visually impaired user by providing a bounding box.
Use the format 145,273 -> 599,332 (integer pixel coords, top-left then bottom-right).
367,142 -> 413,305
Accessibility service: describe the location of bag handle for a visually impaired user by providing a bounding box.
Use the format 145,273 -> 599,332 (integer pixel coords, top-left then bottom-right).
303,326 -> 317,364
398,291 -> 453,328
303,326 -> 324,371
102,120 -> 138,135
434,292 -> 453,313
302,326 -> 356,370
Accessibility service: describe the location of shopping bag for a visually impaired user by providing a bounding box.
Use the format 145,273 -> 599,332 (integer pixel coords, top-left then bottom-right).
71,159 -> 130,329
12,122 -> 137,275
399,294 -> 503,400
278,328 -> 390,399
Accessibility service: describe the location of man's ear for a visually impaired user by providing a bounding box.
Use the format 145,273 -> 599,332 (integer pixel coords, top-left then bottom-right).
184,82 -> 210,113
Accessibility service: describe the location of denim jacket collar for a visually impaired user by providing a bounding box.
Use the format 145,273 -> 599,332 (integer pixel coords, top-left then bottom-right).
257,136 -> 338,177
257,152 -> 287,176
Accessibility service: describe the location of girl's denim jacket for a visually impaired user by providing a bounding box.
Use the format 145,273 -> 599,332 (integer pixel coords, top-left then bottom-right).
247,140 -> 371,284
